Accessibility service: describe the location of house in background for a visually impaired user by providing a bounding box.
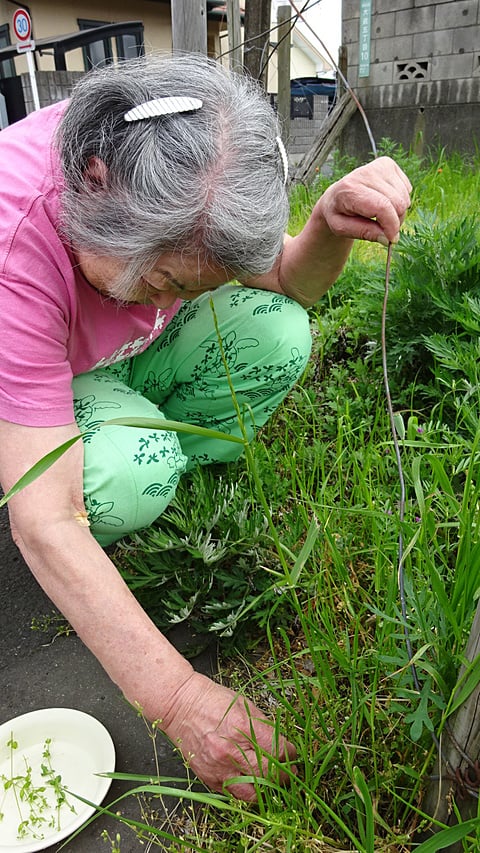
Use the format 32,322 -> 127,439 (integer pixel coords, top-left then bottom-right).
216,1 -> 333,90
0,0 -> 336,160
266,2 -> 336,162
267,1 -> 334,88
215,1 -> 335,160
0,0 -> 225,121
0,0 -> 226,72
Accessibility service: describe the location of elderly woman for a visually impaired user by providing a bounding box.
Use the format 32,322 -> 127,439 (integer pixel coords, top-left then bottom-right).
0,54 -> 411,800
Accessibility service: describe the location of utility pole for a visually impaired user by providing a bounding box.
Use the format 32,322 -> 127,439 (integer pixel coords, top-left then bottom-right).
276,5 -> 291,144
419,601 -> 480,851
243,0 -> 272,89
226,0 -> 243,73
171,0 -> 207,54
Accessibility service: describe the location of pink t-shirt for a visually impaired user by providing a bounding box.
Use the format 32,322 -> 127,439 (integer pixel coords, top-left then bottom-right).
0,102 -> 182,427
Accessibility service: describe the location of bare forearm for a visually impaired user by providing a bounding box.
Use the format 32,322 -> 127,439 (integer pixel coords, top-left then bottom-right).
245,157 -> 412,309
17,520 -> 194,722
277,204 -> 353,307
0,421 -> 296,801
244,213 -> 352,308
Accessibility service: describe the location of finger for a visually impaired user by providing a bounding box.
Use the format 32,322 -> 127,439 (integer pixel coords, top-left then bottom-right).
266,731 -> 297,765
351,161 -> 412,222
327,207 -> 400,245
379,156 -> 413,194
222,752 -> 298,802
356,174 -> 411,221
368,156 -> 412,195
224,778 -> 259,801
238,737 -> 297,786
359,185 -> 411,241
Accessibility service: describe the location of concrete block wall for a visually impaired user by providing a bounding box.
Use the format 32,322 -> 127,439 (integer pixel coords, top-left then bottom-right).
341,0 -> 480,159
270,94 -> 332,161
287,95 -> 331,159
21,70 -> 84,114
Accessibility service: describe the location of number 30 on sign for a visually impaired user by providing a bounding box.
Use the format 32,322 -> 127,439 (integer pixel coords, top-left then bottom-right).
13,8 -> 32,43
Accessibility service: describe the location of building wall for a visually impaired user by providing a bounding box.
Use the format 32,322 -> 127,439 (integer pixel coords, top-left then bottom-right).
341,0 -> 480,159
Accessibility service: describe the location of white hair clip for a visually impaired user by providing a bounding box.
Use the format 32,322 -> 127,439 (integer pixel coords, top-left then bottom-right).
276,135 -> 289,185
124,96 -> 203,122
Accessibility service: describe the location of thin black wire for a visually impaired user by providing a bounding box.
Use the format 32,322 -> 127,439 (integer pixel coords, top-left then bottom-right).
222,0 -> 378,159
292,0 -> 480,799
282,3 -> 414,665
289,2 -> 456,771
258,1 -> 312,81
288,0 -> 378,156
382,246 -> 427,702
215,0 -> 324,65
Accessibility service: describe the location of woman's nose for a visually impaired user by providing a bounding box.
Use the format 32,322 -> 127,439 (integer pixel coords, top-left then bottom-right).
149,289 -> 179,309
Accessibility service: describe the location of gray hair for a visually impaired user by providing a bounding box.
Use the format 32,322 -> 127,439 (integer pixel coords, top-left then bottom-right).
57,53 -> 289,300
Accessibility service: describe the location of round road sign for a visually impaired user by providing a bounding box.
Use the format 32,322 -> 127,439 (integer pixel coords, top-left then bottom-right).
13,8 -> 32,43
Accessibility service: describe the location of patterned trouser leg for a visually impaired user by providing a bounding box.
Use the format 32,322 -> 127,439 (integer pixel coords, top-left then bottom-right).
73,285 -> 311,546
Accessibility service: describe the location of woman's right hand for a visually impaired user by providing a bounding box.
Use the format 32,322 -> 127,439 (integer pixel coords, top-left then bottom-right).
161,670 -> 297,801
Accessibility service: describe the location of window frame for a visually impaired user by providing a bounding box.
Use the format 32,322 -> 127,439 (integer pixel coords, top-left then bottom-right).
77,18 -> 114,70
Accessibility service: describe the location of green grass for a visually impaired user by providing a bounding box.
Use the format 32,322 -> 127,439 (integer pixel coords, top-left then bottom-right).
100,146 -> 480,851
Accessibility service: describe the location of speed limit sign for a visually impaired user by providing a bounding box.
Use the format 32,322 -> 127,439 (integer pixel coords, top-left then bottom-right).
13,8 -> 32,44
12,7 -> 40,110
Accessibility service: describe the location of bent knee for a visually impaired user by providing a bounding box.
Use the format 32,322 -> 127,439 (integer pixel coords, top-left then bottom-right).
82,424 -> 187,546
224,287 -> 312,365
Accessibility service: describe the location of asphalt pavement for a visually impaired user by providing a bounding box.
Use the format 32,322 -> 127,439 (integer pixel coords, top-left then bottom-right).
0,503 -> 218,852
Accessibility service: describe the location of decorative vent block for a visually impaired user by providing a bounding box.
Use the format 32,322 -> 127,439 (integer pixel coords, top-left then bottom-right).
395,60 -> 429,81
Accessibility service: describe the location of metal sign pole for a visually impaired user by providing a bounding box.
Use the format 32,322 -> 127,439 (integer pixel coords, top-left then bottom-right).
25,48 -> 40,111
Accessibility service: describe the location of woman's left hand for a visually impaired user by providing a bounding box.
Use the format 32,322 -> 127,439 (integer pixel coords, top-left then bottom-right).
315,155 -> 412,247
245,156 -> 413,308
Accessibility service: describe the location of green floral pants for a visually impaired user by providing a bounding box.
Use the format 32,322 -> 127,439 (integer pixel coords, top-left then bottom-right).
72,285 -> 311,546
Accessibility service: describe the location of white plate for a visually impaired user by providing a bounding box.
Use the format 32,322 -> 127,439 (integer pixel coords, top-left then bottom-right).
0,708 -> 115,852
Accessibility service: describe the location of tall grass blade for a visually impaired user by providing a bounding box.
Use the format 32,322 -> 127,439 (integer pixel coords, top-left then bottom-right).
414,818 -> 480,852
0,417 -> 244,510
103,416 -> 245,444
352,766 -> 375,852
445,652 -> 480,718
0,435 -> 82,508
288,516 -> 321,585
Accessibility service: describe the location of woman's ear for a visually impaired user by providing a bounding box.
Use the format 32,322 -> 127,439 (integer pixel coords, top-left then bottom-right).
85,156 -> 109,188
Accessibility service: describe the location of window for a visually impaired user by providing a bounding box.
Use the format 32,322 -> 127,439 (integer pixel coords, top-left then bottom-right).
116,31 -> 143,61
77,20 -> 144,69
291,94 -> 314,120
78,19 -> 113,69
0,24 -> 15,79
